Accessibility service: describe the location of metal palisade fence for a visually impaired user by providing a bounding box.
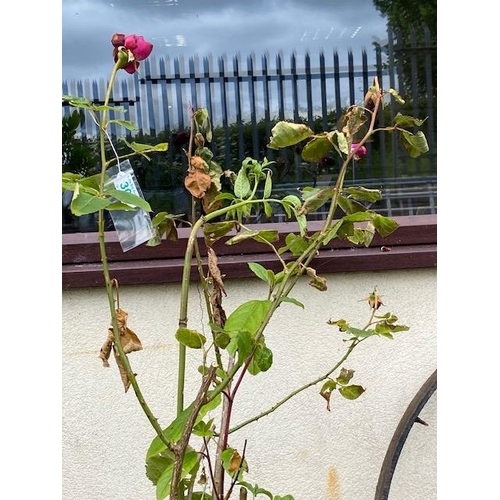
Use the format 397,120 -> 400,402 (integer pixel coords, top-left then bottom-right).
62,25 -> 436,228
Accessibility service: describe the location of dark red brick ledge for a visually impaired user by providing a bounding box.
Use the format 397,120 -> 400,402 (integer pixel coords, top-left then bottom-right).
62,215 -> 437,289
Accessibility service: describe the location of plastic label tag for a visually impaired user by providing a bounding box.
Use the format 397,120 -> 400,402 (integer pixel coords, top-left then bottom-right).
104,160 -> 154,252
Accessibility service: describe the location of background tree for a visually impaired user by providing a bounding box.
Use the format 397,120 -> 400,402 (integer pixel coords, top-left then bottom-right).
373,0 -> 436,100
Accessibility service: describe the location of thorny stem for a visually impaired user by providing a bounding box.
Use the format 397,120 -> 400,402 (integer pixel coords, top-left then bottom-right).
97,62 -> 171,451
170,366 -> 217,500
212,354 -> 235,498
229,338 -> 365,434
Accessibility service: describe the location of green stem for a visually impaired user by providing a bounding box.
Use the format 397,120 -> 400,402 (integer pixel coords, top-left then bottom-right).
96,62 -> 170,451
175,197 -> 278,414
229,338 -> 363,434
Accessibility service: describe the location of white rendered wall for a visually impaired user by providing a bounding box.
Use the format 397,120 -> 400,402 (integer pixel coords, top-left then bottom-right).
62,268 -> 437,500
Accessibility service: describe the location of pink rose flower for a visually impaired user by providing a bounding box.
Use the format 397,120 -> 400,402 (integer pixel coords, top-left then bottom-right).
351,143 -> 367,161
111,33 -> 153,74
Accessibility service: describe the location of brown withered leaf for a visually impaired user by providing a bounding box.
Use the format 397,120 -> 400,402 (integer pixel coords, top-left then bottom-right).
210,286 -> 227,328
99,329 -> 114,367
113,345 -> 131,392
229,450 -> 243,474
320,390 -> 332,412
184,169 -> 211,198
115,308 -> 128,334
185,155 -> 211,198
202,183 -> 224,214
115,308 -> 143,353
207,247 -> 226,296
99,308 -> 143,392
305,267 -> 328,291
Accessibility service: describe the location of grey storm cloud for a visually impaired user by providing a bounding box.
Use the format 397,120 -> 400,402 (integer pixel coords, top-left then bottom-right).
62,0 -> 387,82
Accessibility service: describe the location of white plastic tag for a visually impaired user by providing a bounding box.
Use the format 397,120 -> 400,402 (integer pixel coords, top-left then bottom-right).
105,160 -> 154,252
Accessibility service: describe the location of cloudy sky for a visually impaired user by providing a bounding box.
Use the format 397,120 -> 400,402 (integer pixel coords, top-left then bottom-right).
62,0 -> 388,82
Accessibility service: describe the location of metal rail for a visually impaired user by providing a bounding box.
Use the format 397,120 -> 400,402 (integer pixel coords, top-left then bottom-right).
374,369 -> 437,500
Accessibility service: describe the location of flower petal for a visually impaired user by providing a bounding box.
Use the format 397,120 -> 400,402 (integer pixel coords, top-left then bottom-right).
123,61 -> 139,74
111,33 -> 125,48
124,34 -> 153,61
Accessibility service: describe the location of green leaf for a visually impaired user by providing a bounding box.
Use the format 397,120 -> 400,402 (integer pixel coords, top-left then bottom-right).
342,186 -> 382,203
399,130 -> 429,158
263,200 -> 273,218
279,296 -> 304,308
281,195 -> 302,209
339,384 -> 365,400
62,94 -> 94,109
194,107 -> 212,141
147,214 -> 179,246
62,172 -> 83,191
346,326 -> 376,338
264,170 -> 272,198
192,418 -> 215,437
320,379 -> 337,394
105,188 -> 152,211
281,233 -> 309,256
70,191 -> 110,216
393,112 -> 426,128
346,228 -> 365,245
363,221 -> 375,247
327,129 -> 349,156
372,214 -> 399,237
322,219 -> 343,245
214,331 -> 231,349
342,211 -> 375,223
175,328 -> 206,349
234,165 -> 251,198
296,213 -> 307,236
388,88 -> 405,105
80,174 -> 102,190
248,343 -> 273,375
267,121 -> 314,149
248,262 -> 274,285
94,105 -> 126,113
147,394 -> 221,458
225,300 -> 272,336
145,449 -> 174,485
130,141 -> 169,153
226,229 -> 279,246
108,119 -> 139,131
301,135 -> 334,162
337,195 -> 368,216
227,330 -> 254,361
203,221 -> 236,245
297,187 -> 335,215
238,482 -> 274,499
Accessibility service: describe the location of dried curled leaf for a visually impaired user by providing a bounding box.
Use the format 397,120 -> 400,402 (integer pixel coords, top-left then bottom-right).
207,247 -> 226,296
185,156 -> 211,198
305,267 -> 328,291
98,308 -> 143,392
113,345 -> 131,392
99,329 -> 114,367
210,285 -> 227,328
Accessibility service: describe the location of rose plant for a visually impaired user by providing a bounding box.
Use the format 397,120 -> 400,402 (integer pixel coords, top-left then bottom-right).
62,33 -> 429,500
